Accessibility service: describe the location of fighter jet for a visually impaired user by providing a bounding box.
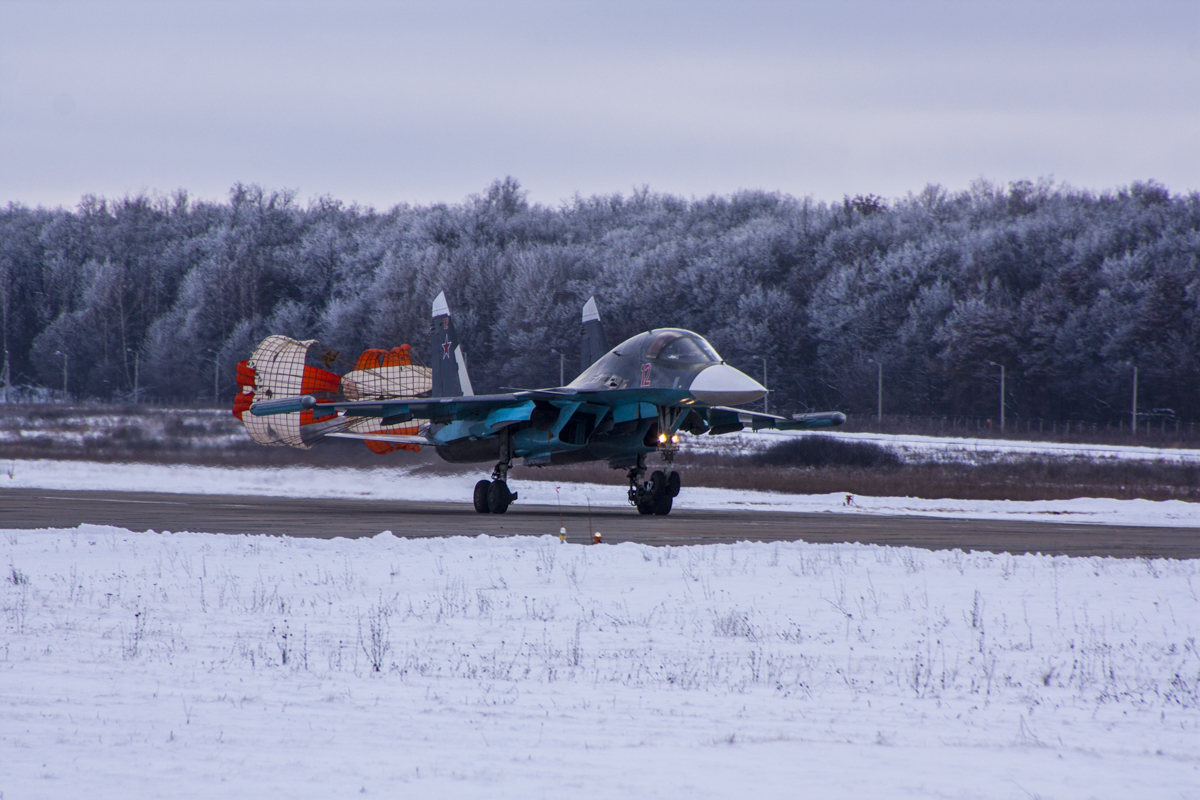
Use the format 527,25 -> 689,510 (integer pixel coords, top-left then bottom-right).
244,294 -> 845,515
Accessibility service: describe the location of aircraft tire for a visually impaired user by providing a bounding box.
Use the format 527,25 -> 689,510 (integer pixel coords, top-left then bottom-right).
650,471 -> 666,496
652,493 -> 673,515
636,500 -> 654,515
487,480 -> 512,514
473,480 -> 492,514
666,471 -> 681,498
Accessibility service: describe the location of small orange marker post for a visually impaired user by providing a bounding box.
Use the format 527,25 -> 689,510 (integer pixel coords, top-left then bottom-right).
592,531 -> 603,545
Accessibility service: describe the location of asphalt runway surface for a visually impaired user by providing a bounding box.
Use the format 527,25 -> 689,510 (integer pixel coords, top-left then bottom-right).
1,488 -> 1197,558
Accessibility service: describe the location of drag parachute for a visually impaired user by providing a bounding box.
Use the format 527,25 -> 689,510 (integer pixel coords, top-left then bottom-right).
233,335 -> 432,452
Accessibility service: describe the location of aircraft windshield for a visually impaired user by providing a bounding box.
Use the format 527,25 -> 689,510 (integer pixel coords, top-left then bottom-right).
646,332 -> 722,365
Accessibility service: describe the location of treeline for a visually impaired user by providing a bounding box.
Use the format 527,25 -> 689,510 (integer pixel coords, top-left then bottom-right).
1,177 -> 1197,423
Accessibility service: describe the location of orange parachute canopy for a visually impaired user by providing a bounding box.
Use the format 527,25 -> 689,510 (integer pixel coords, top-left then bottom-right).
354,344 -> 412,370
351,345 -> 420,453
232,361 -> 255,420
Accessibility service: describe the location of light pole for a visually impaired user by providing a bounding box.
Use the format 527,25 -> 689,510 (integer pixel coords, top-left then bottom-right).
867,358 -> 882,424
550,348 -> 565,387
1131,364 -> 1138,437
987,361 -> 1005,433
206,350 -> 220,404
751,355 -> 768,414
54,350 -> 68,401
127,348 -> 139,402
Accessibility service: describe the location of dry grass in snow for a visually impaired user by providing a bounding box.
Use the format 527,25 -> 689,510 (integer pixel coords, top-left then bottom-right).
2,528 -> 1199,798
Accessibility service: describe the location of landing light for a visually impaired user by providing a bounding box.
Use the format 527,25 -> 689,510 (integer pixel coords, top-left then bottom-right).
657,433 -> 667,444
671,434 -> 679,443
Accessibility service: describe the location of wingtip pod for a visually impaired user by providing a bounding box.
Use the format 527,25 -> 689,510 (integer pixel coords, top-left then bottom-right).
250,394 -> 318,416
789,411 -> 847,429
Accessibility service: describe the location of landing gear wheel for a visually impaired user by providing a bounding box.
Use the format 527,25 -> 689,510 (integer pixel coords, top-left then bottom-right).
652,493 -> 673,515
666,471 -> 681,498
473,480 -> 492,514
638,470 -> 672,515
487,479 -> 513,514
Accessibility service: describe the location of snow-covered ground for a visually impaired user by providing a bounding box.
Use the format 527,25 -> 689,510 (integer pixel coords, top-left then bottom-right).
2,528 -> 1197,798
693,428 -> 1200,465
0,407 -> 245,453
5,457 -> 1200,528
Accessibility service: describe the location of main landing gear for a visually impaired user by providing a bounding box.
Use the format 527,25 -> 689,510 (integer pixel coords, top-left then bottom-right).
473,478 -> 516,514
474,428 -> 518,514
627,454 -> 681,516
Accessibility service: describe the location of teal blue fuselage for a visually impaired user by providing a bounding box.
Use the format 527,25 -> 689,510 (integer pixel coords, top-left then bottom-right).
432,388 -> 694,466
434,329 -> 720,467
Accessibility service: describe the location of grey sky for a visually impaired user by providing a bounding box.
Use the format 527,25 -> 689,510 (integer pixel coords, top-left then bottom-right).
1,0 -> 1196,209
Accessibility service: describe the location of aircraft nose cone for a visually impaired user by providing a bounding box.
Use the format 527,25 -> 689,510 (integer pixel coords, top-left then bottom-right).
689,364 -> 767,406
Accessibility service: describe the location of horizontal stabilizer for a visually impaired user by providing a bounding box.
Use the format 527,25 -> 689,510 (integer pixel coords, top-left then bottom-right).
704,406 -> 846,434
326,432 -> 445,448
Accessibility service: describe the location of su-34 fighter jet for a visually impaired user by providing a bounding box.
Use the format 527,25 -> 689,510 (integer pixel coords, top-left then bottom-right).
238,294 -> 845,515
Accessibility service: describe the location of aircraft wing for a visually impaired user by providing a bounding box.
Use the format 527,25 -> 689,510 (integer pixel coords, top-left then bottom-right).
249,392 -> 845,444
249,392 -> 534,449
704,406 -> 846,434
249,393 -> 525,423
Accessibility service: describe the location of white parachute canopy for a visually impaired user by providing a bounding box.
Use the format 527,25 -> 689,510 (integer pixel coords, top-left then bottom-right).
235,335 -> 433,451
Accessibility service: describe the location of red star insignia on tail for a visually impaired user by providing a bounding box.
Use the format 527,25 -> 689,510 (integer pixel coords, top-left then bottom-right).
442,340 -> 452,358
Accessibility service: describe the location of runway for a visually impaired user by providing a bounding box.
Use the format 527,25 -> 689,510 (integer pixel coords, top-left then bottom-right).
1,488 -> 1196,558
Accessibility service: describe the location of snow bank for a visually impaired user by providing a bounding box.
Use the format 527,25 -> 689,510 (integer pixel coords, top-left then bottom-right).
2,528 -> 1197,798
4,458 -> 1200,528
694,428 -> 1200,464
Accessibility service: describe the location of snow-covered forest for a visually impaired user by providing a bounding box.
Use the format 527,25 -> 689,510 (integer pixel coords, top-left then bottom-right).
1,178 -> 1197,423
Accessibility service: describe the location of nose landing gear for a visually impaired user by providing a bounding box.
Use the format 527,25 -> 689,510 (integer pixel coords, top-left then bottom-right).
627,453 -> 681,516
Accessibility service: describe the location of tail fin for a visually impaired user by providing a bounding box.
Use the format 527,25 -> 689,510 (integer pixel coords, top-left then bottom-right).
430,291 -> 474,397
580,296 -> 609,372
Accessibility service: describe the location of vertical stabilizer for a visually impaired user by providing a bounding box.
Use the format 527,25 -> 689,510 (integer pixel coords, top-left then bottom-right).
580,296 -> 609,372
430,292 -> 472,397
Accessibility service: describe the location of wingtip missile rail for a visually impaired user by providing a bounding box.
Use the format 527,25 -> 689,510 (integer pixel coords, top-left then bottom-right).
789,411 -> 847,429
249,394 -> 318,416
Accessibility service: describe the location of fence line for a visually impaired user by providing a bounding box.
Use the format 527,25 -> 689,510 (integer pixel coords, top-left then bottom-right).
838,413 -> 1200,446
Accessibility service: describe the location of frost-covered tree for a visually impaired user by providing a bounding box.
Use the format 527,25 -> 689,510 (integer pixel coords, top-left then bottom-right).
0,177 -> 1197,424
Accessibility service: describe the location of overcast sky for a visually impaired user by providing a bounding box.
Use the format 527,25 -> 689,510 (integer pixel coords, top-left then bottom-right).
1,0 -> 1196,209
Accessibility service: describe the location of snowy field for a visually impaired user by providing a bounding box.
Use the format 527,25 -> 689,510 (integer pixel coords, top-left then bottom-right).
2,527 -> 1198,798
695,429 -> 1200,465
5,457 -> 1200,529
0,407 -> 241,450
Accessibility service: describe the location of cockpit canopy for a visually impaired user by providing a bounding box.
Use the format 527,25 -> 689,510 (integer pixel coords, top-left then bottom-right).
569,328 -> 724,390
645,330 -> 723,365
